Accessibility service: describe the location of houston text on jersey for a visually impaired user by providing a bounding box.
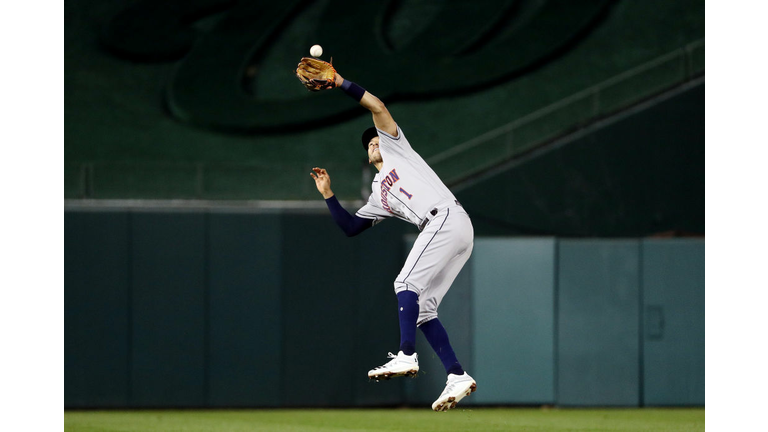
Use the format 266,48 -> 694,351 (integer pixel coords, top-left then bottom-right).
380,169 -> 400,212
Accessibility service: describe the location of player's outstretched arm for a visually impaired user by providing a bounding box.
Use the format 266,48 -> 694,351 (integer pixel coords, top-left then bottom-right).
335,73 -> 397,138
295,58 -> 397,137
310,167 -> 372,237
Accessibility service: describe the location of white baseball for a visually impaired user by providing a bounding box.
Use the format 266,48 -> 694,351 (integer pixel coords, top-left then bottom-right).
310,44 -> 323,58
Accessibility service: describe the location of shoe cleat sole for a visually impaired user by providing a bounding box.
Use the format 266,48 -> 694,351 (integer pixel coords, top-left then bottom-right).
433,382 -> 477,412
433,397 -> 455,412
368,369 -> 418,381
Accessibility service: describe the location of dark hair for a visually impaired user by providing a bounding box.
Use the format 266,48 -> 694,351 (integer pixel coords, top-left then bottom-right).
361,127 -> 378,152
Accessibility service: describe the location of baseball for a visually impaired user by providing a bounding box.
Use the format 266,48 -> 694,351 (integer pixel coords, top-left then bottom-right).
310,44 -> 323,58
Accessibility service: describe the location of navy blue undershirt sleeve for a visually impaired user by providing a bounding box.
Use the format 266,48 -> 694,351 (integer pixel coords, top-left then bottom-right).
325,195 -> 373,237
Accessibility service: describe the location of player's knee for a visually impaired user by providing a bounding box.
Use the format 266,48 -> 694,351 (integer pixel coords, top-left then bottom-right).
417,311 -> 438,326
417,297 -> 439,325
394,281 -> 418,295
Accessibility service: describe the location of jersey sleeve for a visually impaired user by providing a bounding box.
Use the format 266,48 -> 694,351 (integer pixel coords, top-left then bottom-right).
355,193 -> 392,226
376,125 -> 413,154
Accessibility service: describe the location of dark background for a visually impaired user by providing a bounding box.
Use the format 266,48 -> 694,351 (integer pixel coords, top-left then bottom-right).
66,0 -> 704,238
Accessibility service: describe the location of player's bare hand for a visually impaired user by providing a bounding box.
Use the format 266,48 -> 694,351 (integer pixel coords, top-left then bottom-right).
310,167 -> 334,199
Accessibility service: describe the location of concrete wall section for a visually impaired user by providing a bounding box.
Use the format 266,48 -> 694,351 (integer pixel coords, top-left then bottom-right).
641,239 -> 705,405
557,240 -> 641,406
472,238 -> 557,404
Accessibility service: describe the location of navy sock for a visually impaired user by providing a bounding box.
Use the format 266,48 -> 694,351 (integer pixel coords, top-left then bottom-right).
419,318 -> 465,376
397,290 -> 419,355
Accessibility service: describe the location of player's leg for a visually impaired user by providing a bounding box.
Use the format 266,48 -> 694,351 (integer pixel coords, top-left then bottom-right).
408,207 -> 473,330
368,208 -> 464,381
396,289 -> 419,356
409,210 -> 477,411
394,207 -> 472,301
367,289 -> 420,381
420,316 -> 477,411
416,251 -> 471,379
417,246 -> 477,410
419,319 -> 463,375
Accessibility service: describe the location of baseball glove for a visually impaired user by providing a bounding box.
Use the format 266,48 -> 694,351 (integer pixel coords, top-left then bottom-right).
295,57 -> 337,91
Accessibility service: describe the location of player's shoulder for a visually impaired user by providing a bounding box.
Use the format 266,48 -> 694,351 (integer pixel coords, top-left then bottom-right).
377,125 -> 413,152
376,124 -> 405,142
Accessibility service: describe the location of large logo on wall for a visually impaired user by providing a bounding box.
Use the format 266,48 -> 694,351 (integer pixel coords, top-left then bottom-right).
102,0 -> 613,132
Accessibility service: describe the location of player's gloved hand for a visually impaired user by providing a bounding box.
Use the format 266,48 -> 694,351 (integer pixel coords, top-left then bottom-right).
310,167 -> 334,199
295,57 -> 337,91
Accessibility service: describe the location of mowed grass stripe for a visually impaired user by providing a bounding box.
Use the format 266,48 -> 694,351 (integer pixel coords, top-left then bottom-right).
64,408 -> 704,432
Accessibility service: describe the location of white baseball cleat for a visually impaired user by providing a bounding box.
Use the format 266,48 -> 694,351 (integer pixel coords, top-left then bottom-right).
368,351 -> 419,381
431,372 -> 477,412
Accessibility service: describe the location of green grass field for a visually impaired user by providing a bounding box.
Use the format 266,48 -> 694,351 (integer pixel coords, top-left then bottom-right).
64,407 -> 704,431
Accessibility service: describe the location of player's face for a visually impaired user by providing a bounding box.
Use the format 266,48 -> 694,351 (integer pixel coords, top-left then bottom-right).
367,136 -> 382,164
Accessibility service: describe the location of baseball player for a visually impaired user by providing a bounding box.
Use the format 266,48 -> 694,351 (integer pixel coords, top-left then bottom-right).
298,57 -> 476,411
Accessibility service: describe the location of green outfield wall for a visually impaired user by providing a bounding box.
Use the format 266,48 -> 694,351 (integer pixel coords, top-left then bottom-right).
65,212 -> 704,408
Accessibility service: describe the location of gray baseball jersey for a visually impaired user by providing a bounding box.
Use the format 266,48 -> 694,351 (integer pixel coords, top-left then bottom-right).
355,125 -> 474,325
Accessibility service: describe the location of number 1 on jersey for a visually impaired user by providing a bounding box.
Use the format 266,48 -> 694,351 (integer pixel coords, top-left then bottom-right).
400,187 -> 413,200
